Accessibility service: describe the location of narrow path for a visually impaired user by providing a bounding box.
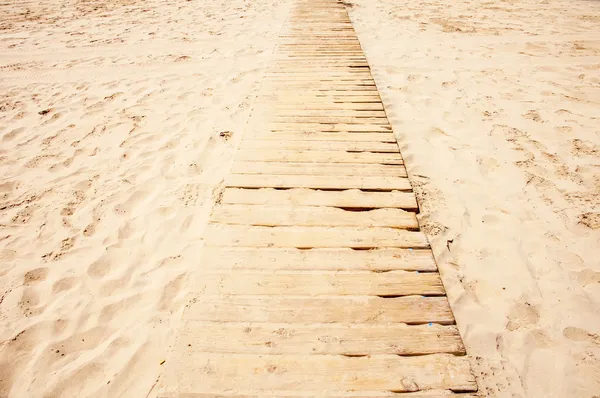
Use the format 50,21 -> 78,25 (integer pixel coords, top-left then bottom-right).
160,0 -> 477,396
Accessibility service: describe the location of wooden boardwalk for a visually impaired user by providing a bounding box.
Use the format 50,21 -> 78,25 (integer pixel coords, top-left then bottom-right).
160,0 -> 477,396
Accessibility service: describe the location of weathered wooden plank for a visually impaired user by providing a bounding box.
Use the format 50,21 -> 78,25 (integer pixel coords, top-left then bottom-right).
200,247 -> 437,271
266,67 -> 370,71
259,92 -> 380,98
204,225 -> 430,248
235,150 -> 402,164
187,295 -> 453,324
259,103 -> 385,110
275,57 -> 368,61
264,117 -> 388,125
225,174 -> 410,190
179,322 -> 464,355
264,75 -> 374,80
211,205 -> 418,229
239,140 -> 397,152
264,77 -> 374,82
276,50 -> 362,53
255,111 -> 385,118
168,353 -> 477,395
231,162 -> 407,176
258,96 -> 382,102
262,81 -> 373,86
258,98 -> 382,104
271,62 -> 368,66
221,188 -> 418,209
247,132 -> 396,142
261,89 -> 378,96
265,123 -> 391,132
197,270 -> 443,296
161,391 -> 478,397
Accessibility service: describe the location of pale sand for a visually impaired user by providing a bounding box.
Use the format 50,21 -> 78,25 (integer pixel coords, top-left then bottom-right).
0,0 -> 599,397
348,0 -> 600,397
0,0 -> 291,396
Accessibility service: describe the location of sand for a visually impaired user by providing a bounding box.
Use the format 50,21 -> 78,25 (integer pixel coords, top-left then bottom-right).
0,0 -> 599,396
0,0 -> 291,396
348,0 -> 600,396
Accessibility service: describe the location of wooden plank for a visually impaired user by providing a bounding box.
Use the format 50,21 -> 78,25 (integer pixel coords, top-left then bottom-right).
262,80 -> 373,84
235,150 -> 402,164
259,92 -> 380,98
261,89 -> 378,95
161,392 -> 479,397
187,295 -> 453,324
200,247 -> 437,272
264,117 -> 388,125
204,225 -> 430,248
239,140 -> 397,152
254,110 -> 385,118
271,62 -> 369,66
221,188 -> 418,210
274,57 -> 367,60
262,79 -> 376,84
230,162 -> 407,176
196,270 -> 444,296
265,70 -> 371,74
266,66 -> 369,70
211,205 -> 418,229
258,97 -> 382,103
179,322 -> 464,355
259,93 -> 381,98
247,132 -> 396,142
276,47 -> 364,50
265,123 -> 391,132
264,75 -> 373,79
260,103 -> 385,110
225,174 -> 410,190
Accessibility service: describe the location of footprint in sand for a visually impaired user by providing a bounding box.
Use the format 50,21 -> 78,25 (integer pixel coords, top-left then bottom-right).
506,301 -> 540,331
563,326 -> 600,345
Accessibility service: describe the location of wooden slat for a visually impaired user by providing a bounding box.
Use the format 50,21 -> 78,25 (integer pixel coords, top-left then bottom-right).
260,93 -> 381,99
162,392 -> 479,397
179,322 -> 464,355
221,188 -> 418,209
253,110 -> 385,117
225,174 -> 410,190
170,353 -> 475,393
235,150 -> 402,164
258,97 -> 382,104
265,123 -> 391,132
197,270 -> 444,296
188,295 -> 453,324
211,205 -> 418,228
258,95 -> 381,100
247,132 -> 396,142
264,117 -> 388,125
262,83 -> 374,88
200,247 -> 437,272
239,140 -> 398,152
231,162 -> 407,176
271,62 -> 370,67
261,103 -> 385,110
204,225 -> 430,248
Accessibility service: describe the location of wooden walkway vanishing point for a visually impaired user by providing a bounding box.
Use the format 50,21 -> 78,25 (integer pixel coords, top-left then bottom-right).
160,0 -> 478,396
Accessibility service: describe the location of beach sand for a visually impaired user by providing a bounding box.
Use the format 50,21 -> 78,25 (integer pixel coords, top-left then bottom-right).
0,0 -> 599,396
0,0 -> 291,396
349,0 -> 600,396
